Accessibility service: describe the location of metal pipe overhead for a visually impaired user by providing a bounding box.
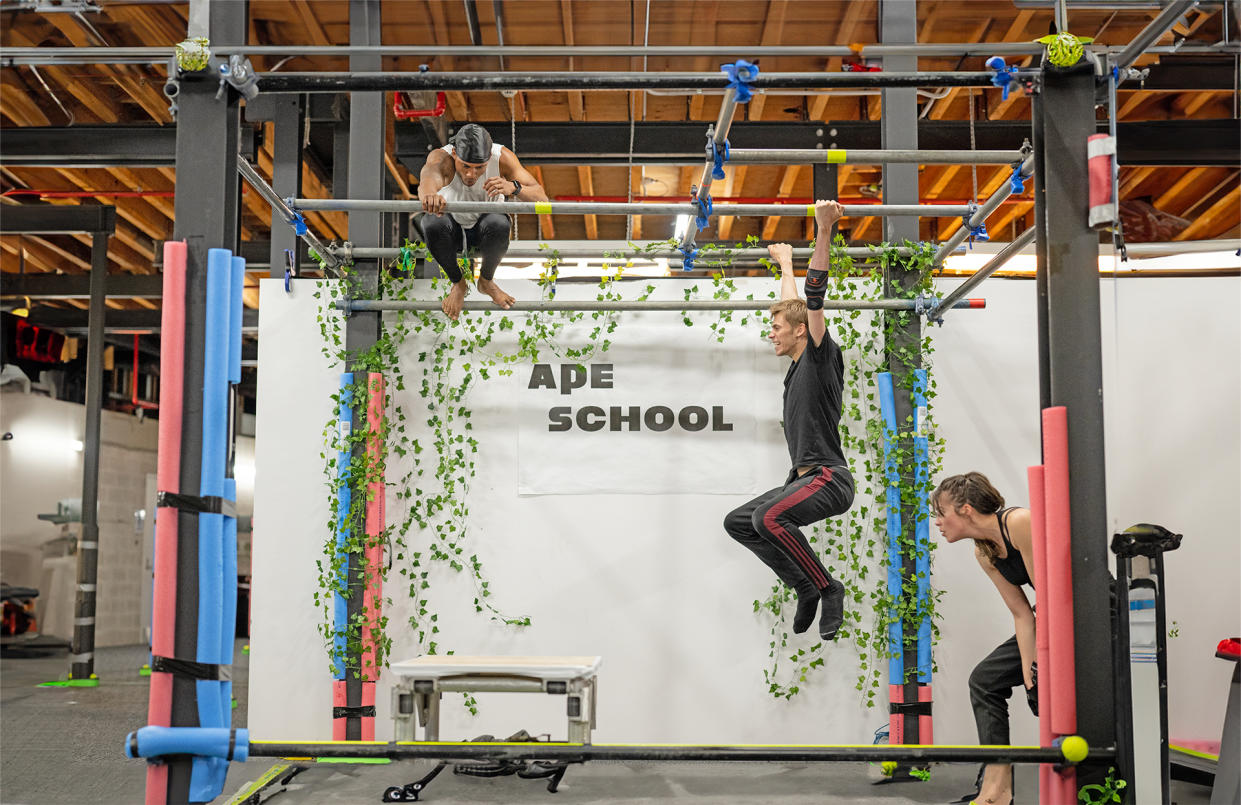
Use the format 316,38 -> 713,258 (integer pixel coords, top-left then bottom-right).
926,227 -> 1038,321
336,243 -> 916,260
247,740 -> 1106,764
727,148 -> 1026,165
1,43 -> 1232,64
257,71 -> 1014,93
338,298 -> 984,313
932,156 -> 1034,265
236,156 -> 341,273
294,198 -> 973,217
1114,0 -> 1201,74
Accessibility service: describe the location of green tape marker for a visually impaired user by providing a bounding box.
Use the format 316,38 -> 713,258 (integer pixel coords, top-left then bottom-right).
826,149 -> 847,164
534,202 -> 553,215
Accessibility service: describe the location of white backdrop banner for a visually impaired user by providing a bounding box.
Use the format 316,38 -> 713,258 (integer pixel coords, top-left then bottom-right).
514,292 -> 767,495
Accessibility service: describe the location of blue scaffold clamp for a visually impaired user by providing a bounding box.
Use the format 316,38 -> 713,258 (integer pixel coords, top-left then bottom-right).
284,202 -> 309,234
963,203 -> 989,248
721,60 -> 760,103
1009,163 -> 1027,195
679,245 -> 698,272
693,193 -> 713,232
711,139 -> 730,180
986,56 -> 1019,101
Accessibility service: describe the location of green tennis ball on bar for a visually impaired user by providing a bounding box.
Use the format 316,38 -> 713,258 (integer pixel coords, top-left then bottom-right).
1037,32 -> 1094,67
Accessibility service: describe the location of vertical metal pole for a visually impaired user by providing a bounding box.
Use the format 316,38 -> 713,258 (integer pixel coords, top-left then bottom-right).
1032,90 -> 1052,412
343,0 -> 383,742
880,0 -> 923,749
70,229 -> 109,682
162,2 -> 246,802
1041,61 -> 1115,778
269,94 -> 305,279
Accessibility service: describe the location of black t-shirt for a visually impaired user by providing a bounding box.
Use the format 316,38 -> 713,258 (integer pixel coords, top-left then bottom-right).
782,331 -> 846,470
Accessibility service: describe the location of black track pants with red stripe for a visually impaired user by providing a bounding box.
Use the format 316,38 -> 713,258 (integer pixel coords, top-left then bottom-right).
724,466 -> 855,594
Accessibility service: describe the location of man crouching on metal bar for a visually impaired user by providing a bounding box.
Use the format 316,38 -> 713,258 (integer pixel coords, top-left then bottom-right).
724,200 -> 856,642
417,123 -> 547,320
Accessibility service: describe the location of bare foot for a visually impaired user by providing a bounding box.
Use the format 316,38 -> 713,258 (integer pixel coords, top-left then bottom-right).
477,277 -> 515,310
441,280 -> 469,320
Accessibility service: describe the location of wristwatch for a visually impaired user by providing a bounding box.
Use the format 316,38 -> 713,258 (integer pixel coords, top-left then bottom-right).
508,180 -> 522,199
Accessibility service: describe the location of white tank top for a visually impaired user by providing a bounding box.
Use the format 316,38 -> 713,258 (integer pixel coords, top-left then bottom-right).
438,143 -> 505,228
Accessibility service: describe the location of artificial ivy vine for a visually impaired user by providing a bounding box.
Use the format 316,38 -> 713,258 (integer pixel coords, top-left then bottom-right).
312,235 -> 943,712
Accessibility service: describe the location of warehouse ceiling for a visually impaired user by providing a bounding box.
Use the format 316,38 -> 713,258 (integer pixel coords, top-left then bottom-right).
0,0 -> 1238,326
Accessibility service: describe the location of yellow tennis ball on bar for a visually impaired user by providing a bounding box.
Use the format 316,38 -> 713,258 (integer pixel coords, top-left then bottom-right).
1059,734 -> 1089,763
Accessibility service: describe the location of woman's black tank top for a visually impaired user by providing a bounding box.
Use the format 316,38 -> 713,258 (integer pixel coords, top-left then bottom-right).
992,507 -> 1031,588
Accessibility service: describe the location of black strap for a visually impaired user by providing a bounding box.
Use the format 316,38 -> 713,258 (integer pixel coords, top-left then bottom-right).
888,701 -> 934,716
158,490 -> 237,518
227,728 -> 237,761
151,655 -> 221,681
332,705 -> 377,719
130,732 -> 140,757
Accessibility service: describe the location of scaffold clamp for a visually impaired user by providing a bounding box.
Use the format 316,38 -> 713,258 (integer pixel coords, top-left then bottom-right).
711,139 -> 731,180
986,56 -> 1019,101
721,60 -> 760,103
679,246 -> 698,272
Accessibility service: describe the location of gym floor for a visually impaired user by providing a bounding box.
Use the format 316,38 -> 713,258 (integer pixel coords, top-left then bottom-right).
0,643 -> 1214,805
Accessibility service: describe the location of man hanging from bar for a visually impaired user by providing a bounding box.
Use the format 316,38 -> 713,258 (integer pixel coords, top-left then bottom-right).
724,200 -> 855,642
417,123 -> 548,320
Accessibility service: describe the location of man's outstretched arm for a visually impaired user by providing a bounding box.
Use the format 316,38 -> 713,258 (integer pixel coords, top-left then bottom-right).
805,200 -> 843,347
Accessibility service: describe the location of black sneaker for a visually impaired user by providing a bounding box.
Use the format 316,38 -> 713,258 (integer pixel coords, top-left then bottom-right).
819,579 -> 845,640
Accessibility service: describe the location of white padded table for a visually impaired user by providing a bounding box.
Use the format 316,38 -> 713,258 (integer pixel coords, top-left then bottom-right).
389,655 -> 602,743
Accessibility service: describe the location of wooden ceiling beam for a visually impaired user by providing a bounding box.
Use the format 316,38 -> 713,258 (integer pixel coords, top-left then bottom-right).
424,1 -> 470,120
1153,167 -> 1209,209
762,165 -> 803,241
808,0 -> 871,122
717,166 -> 747,240
1174,184 -> 1239,240
0,236 -> 61,274
576,165 -> 598,239
0,79 -> 52,126
52,168 -> 168,241
986,200 -> 1035,240
1119,166 -> 1158,198
742,0 -> 788,122
939,166 -> 1013,240
293,0 -> 332,46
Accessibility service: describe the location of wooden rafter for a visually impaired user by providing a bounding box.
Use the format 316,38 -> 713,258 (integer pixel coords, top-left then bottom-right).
1174,185 -> 1239,240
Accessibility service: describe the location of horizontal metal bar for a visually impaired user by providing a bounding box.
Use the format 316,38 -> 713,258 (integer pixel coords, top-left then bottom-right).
294,198 -> 972,217
338,298 -> 984,313
246,740 -> 1110,765
337,242 -> 917,261
2,43 -> 1233,64
727,148 -> 1026,165
258,71 -> 1019,93
928,227 -> 1038,321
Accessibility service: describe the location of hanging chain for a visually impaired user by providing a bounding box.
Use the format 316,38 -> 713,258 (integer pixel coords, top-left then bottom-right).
508,93 -> 520,240
968,87 -> 978,203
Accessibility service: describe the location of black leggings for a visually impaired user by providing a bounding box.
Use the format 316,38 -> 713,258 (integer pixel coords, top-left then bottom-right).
421,212 -> 511,283
724,466 -> 854,595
